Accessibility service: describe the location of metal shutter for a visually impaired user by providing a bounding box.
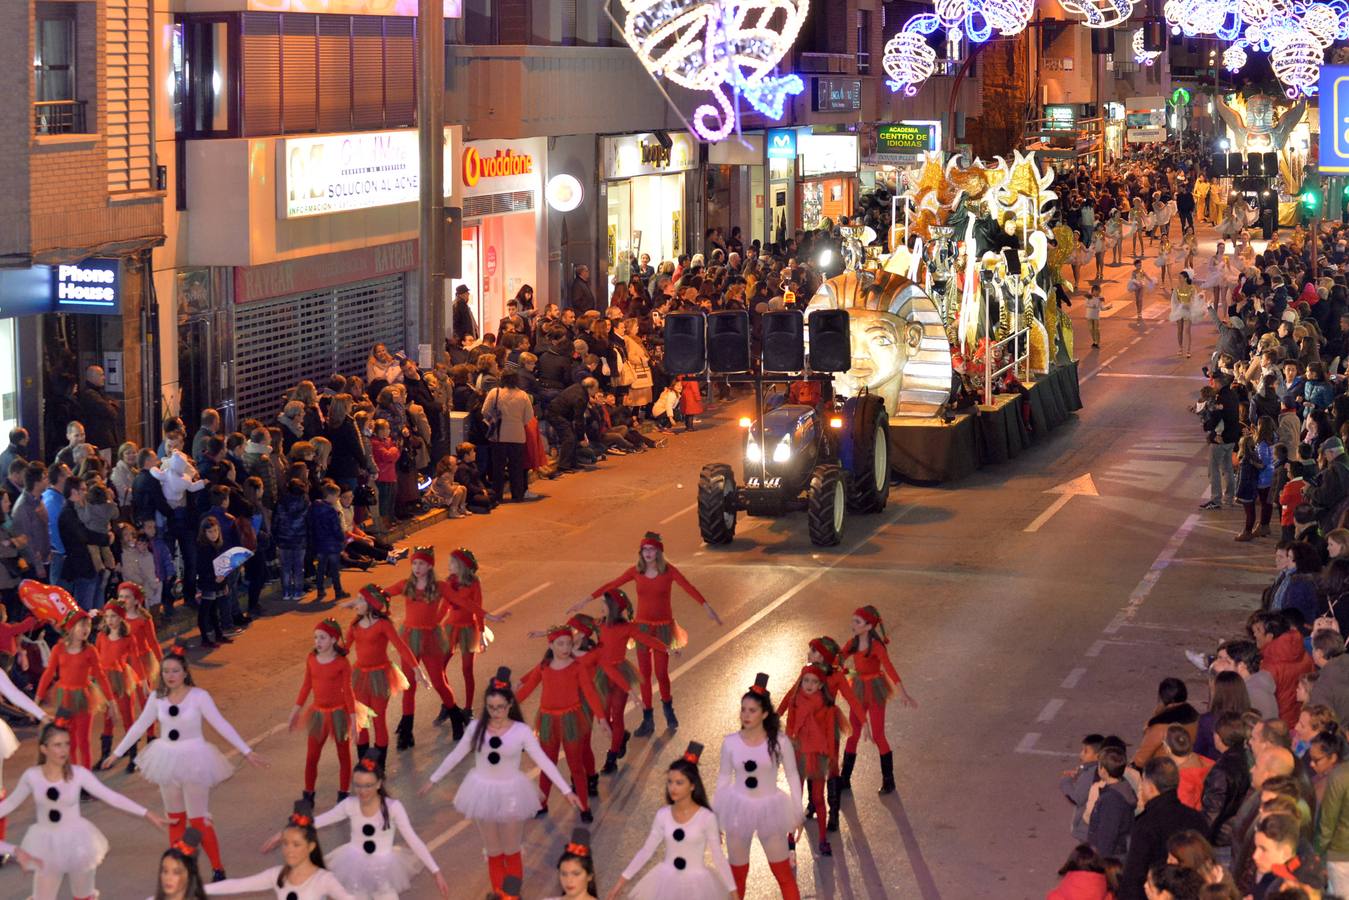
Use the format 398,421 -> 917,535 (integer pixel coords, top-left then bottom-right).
351,17 -> 385,129
233,275 -> 406,423
106,0 -> 153,192
281,14 -> 318,134
384,18 -> 415,127
241,13 -> 282,136
317,17 -> 352,133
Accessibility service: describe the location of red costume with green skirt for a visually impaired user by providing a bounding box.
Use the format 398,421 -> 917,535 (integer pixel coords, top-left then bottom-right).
96,631 -> 146,741
517,658 -> 605,811
126,612 -> 162,738
839,638 -> 902,756
36,642 -> 114,768
589,620 -> 665,754
346,617 -> 416,750
444,576 -> 490,705
389,577 -> 459,715
295,651 -> 357,793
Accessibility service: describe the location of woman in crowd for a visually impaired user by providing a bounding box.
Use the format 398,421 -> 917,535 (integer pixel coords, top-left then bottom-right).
482,370 -> 538,503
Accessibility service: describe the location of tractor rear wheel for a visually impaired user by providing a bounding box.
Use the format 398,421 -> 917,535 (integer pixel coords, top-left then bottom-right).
846,395 -> 891,514
698,463 -> 738,545
808,464 -> 846,547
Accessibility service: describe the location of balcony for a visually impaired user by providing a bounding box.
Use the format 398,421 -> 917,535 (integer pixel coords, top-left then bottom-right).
33,99 -> 87,135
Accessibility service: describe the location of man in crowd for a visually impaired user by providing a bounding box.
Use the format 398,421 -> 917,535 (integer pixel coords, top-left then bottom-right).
546,377 -> 598,475
11,463 -> 49,580
1119,757 -> 1209,900
570,264 -> 596,315
452,284 -> 478,345
78,365 -> 120,461
56,475 -> 110,611
0,427 -> 28,476
1312,628 -> 1349,723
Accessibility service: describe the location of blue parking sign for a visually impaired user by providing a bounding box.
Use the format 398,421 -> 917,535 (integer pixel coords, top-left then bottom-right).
1321,66 -> 1349,172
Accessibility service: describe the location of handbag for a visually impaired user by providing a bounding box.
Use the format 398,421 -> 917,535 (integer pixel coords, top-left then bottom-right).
483,388 -> 503,442
354,483 -> 377,507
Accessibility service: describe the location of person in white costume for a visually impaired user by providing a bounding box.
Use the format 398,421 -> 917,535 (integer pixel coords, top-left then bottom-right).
540,826 -> 598,900
206,800 -> 354,899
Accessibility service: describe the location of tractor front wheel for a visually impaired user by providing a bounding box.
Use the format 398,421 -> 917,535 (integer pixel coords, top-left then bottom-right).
808,464 -> 846,547
698,463 -> 738,545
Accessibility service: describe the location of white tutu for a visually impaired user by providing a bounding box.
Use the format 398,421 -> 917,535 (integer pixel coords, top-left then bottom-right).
0,721 -> 18,760
453,769 -> 543,822
135,737 -> 235,788
20,819 -> 108,874
327,843 -> 422,895
630,862 -> 729,900
714,786 -> 803,837
1169,299 -> 1201,322
1216,217 -> 1241,238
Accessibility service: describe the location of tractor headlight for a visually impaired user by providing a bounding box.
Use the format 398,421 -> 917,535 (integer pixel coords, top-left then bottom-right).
772,436 -> 792,463
746,439 -> 762,463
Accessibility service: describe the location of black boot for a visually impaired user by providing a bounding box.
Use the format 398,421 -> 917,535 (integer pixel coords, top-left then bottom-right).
301,790 -> 315,805
450,706 -> 466,742
618,729 -> 631,759
601,751 -> 619,774
433,704 -> 455,725
396,716 -> 415,751
634,708 -> 655,737
826,776 -> 840,832
587,774 -> 600,797
95,734 -> 113,770
337,791 -> 349,802
839,752 -> 857,793
125,742 -> 138,774
662,699 -> 679,729
878,751 -> 896,795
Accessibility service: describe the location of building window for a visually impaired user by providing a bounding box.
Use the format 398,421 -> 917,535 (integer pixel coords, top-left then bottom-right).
34,3 -> 85,134
856,9 -> 870,74
177,17 -> 236,137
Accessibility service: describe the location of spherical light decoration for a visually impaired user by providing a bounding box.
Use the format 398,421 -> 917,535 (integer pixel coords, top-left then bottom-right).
1303,2 -> 1339,43
883,25 -> 938,96
980,0 -> 1036,33
1239,0 -> 1273,26
1132,28 -> 1162,64
937,0 -> 968,29
1223,42 -> 1248,71
1269,29 -> 1326,96
1062,0 -> 1136,27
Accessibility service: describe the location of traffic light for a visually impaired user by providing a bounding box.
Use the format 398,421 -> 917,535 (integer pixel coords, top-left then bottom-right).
1301,184 -> 1321,216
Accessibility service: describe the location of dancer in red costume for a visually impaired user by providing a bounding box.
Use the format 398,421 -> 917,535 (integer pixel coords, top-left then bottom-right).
588,590 -> 665,775
288,619 -> 357,805
838,605 -> 917,796
574,532 -> 722,736
102,645 -> 269,882
778,663 -> 849,857
93,601 -> 147,771
516,625 -> 609,823
36,610 -> 113,769
121,581 -> 163,759
781,635 -> 856,835
445,548 -> 510,716
343,584 -> 427,769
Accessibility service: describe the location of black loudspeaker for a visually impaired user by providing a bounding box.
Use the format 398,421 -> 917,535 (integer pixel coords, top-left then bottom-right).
1264,151 -> 1279,177
762,310 -> 805,372
1247,153 -> 1264,177
663,312 -> 706,375
1143,20 -> 1165,50
707,310 -> 750,374
1090,30 -> 1114,54
1228,152 -> 1244,175
1212,154 -> 1227,177
808,309 -> 851,373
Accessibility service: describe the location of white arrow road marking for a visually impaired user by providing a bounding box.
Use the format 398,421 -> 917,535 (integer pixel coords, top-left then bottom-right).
1023,473 -> 1099,533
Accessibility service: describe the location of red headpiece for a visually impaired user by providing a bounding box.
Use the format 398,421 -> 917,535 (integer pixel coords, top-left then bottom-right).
567,614 -> 597,639
410,546 -> 435,566
565,841 -> 590,857
681,741 -> 704,764
359,756 -> 379,772
854,606 -> 881,626
748,672 -> 770,696
450,548 -> 478,572
167,643 -> 189,662
315,619 -> 343,644
59,608 -> 90,632
801,663 -> 828,683
809,636 -> 841,666
546,624 -> 574,643
358,584 -> 389,613
604,589 -> 632,618
103,600 -> 128,620
116,581 -> 145,604
172,827 -> 202,857
640,532 -> 664,552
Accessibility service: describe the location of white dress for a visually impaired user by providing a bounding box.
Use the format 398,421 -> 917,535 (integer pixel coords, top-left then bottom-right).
0,765 -> 148,874
0,669 -> 48,759
1198,257 -> 1240,290
428,720 -> 574,822
314,796 -> 438,898
206,865 -> 356,899
1169,287 -> 1202,323
621,806 -> 737,900
113,687 -> 251,788
713,732 -> 803,838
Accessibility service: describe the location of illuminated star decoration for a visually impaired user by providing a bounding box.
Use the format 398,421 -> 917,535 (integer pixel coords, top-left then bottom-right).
1132,28 -> 1162,64
620,0 -> 809,141
883,14 -> 940,96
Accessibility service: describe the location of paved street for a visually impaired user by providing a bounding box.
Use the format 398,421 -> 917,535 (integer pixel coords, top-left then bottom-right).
0,228 -> 1269,898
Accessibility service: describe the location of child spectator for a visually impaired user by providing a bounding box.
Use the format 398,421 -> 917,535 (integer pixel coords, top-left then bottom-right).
1060,733 -> 1104,842
452,443 -> 494,514
370,418 -> 400,530
117,523 -> 162,614
651,383 -> 680,432
677,374 -> 703,431
336,486 -> 405,568
1304,361 -> 1333,412
1166,725 -> 1214,811
1086,745 -> 1135,857
427,456 -> 468,518
78,480 -> 119,604
273,478 -> 310,602
195,516 -> 228,648
307,480 -> 347,602
1280,458 -> 1309,542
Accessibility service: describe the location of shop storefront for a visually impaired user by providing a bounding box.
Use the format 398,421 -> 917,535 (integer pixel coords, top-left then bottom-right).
451,137 -> 546,336
862,121 -> 941,194
600,132 -> 698,280
766,128 -> 799,247
706,134 -> 765,251
796,133 -> 859,231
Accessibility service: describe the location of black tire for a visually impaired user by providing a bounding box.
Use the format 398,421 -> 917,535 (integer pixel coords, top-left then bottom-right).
846,396 -> 891,514
808,464 -> 846,547
698,463 -> 737,545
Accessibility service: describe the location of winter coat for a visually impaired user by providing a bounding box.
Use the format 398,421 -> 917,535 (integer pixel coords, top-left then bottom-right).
120,543 -> 162,606
1060,762 -> 1097,843
1132,702 -> 1199,768
242,442 -> 277,506
1311,653 -> 1349,726
1262,629 -> 1317,728
1308,457 -> 1349,532
10,491 -> 48,576
406,404 -> 432,470
77,380 -> 120,450
1118,791 -> 1210,900
1046,871 -> 1113,900
482,386 -> 534,445
1316,760 -> 1349,861
56,502 -> 109,581
130,469 -> 172,526
679,378 -> 704,415
307,500 -> 344,556
1202,745 -> 1252,846
272,493 -> 310,550
1306,379 -> 1335,410
1087,779 -> 1136,858
371,437 -> 400,483
153,451 -> 206,509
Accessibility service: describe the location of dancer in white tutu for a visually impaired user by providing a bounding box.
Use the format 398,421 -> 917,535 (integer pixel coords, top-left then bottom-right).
1154,237 -> 1177,288
421,666 -> 579,896
149,826 -> 210,900
1153,196 -> 1175,240
0,715 -> 167,900
266,751 -> 447,899
207,801 -> 353,899
1126,259 -> 1155,322
1068,231 -> 1092,292
606,742 -> 736,900
542,828 -> 599,900
716,673 -> 803,900
1105,210 -> 1124,266
103,645 -> 270,882
1198,242 -> 1241,311
0,650 -> 50,850
1126,198 -> 1147,259
1170,270 -> 1202,359
1090,231 -> 1107,282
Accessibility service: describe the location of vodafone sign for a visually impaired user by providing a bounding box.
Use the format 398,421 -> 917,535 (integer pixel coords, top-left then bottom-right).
459,139 -> 545,198
462,147 -> 534,188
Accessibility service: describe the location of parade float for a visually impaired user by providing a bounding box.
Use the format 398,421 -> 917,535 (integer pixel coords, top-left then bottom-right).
805,149 -> 1082,482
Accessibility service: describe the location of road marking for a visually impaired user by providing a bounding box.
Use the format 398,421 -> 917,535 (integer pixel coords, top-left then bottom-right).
1014,732 -> 1076,758
659,501 -> 697,525
1094,372 -> 1200,380
1085,639 -> 1107,657
1036,699 -> 1065,723
1024,473 -> 1099,533
1105,513 -> 1200,634
492,581 -> 553,616
1061,667 -> 1087,689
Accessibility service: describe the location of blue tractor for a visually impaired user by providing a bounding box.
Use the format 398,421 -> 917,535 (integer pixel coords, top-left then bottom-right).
684,308 -> 890,547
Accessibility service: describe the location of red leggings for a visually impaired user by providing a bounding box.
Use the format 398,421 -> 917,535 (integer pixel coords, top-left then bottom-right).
400,645 -> 457,715
303,714 -> 352,793
807,777 -> 827,836
134,687 -> 157,738
67,711 -> 94,768
844,699 -> 890,755
355,691 -> 391,748
451,650 -> 477,708
537,729 -> 591,811
100,694 -> 135,736
604,688 -> 628,753
634,645 -> 672,707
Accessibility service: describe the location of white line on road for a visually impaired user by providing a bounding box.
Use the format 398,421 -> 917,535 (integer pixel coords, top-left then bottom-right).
1036,699 -> 1065,723
1061,667 -> 1087,690
1094,373 -> 1201,380
1085,640 -> 1107,657
1014,732 -> 1077,758
492,581 -> 554,616
659,501 -> 697,525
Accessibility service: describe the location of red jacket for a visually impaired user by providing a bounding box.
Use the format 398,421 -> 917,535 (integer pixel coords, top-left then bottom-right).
1262,630 -> 1316,729
678,378 -> 704,415
1046,871 -> 1112,900
371,437 -> 400,483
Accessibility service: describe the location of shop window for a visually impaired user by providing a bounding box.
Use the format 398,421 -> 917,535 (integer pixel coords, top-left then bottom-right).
33,2 -> 90,134
856,10 -> 870,74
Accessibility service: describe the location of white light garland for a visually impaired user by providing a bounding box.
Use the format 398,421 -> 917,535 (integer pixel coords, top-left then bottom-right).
1063,0 -> 1136,28
883,25 -> 938,96
1132,28 -> 1162,64
1222,42 -> 1248,71
1270,29 -> 1326,96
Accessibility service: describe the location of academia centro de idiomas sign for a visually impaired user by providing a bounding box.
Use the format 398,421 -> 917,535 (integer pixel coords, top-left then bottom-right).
277,129 -> 457,219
